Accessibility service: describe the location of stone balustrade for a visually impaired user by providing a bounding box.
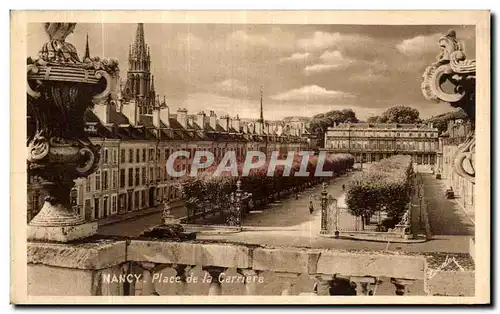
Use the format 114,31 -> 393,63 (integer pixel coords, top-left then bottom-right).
27,238 -> 474,297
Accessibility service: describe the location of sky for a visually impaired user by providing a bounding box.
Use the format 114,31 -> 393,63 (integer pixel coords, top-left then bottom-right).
27,23 -> 475,121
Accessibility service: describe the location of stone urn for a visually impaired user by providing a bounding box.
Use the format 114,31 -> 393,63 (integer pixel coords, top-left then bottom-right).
26,23 -> 119,242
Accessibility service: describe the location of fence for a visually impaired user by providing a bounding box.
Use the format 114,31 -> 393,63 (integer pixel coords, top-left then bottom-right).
320,172 -> 430,240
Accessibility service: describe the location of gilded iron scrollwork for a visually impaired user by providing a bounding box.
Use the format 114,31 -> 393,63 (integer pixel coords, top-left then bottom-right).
421,29 -> 475,184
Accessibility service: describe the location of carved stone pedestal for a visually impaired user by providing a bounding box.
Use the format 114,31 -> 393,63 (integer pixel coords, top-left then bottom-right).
26,23 -> 118,243
28,222 -> 97,243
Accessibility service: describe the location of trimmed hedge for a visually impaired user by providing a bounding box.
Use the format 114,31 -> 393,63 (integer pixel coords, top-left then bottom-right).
345,155 -> 414,229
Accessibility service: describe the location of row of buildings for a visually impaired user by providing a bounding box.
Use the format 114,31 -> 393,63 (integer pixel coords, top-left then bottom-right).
324,118 -> 474,211
27,24 -> 310,223
324,122 -> 440,164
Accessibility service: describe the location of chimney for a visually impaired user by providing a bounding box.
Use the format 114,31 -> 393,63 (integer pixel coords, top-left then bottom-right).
122,99 -> 138,125
209,110 -> 217,130
153,107 -> 160,128
93,102 -> 112,124
255,122 -> 262,135
160,104 -> 170,127
197,111 -> 206,129
177,108 -> 188,129
232,115 -> 240,132
227,116 -> 232,132
219,114 -> 229,131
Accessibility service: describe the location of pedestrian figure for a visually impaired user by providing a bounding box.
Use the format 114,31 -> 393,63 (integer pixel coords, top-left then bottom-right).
342,184 -> 345,191
308,197 -> 314,214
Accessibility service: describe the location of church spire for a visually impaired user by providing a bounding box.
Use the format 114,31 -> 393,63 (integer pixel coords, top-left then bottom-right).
258,86 -> 264,124
133,23 -> 147,58
150,74 -> 155,92
83,34 -> 90,61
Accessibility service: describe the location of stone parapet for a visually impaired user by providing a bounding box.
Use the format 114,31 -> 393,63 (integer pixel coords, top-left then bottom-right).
26,239 -> 474,296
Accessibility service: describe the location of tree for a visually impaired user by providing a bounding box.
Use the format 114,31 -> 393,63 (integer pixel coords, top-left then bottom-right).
367,116 -> 381,123
379,106 -> 421,124
424,109 -> 468,134
310,109 -> 359,147
345,155 -> 413,230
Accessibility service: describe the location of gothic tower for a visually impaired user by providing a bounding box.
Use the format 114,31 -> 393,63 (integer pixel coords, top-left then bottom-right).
124,23 -> 156,114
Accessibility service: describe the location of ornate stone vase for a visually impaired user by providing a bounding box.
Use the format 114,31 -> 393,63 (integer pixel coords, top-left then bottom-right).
26,23 -> 119,242
421,30 -> 476,184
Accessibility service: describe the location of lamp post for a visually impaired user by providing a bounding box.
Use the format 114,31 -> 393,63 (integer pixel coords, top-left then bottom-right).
320,182 -> 328,234
27,23 -> 118,242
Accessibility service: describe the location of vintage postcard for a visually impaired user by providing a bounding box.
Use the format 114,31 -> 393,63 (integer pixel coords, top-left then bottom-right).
10,10 -> 490,304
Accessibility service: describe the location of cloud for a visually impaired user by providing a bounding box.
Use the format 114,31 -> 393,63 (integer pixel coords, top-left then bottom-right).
349,68 -> 388,83
214,79 -> 249,94
280,52 -> 310,62
304,50 -> 355,74
175,32 -> 204,50
227,28 -> 296,50
229,30 -> 270,46
396,33 -> 442,56
298,32 -> 344,51
271,85 -> 354,102
298,31 -> 375,52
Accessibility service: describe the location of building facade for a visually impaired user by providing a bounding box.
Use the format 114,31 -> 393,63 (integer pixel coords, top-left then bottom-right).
437,119 -> 474,211
324,122 -> 439,164
26,23 -> 309,223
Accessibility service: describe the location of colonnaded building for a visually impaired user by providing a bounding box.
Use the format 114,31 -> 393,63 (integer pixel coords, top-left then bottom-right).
26,24 -> 310,223
324,122 -> 439,164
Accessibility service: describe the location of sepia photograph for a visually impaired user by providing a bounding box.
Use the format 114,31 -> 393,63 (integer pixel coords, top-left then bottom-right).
10,10 -> 490,304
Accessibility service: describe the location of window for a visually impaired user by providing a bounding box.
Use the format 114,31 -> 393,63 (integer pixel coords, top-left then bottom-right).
142,149 -> 147,162
113,149 -> 118,163
120,169 -> 125,188
157,148 -> 161,160
112,170 -> 117,189
134,191 -> 140,209
149,148 -> 155,161
94,197 -> 100,219
111,195 -> 117,214
136,149 -> 140,163
128,168 -> 133,187
70,188 -> 78,210
95,171 -> 101,190
149,167 -> 154,182
103,196 -> 109,217
135,168 -> 140,186
164,148 -> 169,161
120,149 -> 125,163
129,149 -> 134,163
104,149 -> 109,164
142,167 -> 147,185
102,170 -> 109,190
85,177 -> 91,193
84,199 -> 91,215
